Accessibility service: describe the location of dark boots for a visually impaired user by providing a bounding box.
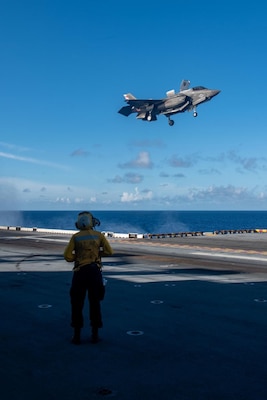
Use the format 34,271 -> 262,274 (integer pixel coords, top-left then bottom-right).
71,327 -> 81,345
71,327 -> 99,344
91,327 -> 99,344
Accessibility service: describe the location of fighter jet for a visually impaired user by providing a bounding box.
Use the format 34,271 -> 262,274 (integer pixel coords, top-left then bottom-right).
118,80 -> 220,126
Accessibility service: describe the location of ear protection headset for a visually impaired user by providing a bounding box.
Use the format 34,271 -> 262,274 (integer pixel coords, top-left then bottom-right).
75,211 -> 100,230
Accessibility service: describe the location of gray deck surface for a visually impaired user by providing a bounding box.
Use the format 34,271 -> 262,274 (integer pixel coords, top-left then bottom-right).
0,230 -> 267,399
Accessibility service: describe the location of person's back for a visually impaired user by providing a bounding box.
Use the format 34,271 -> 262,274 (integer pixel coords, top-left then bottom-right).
64,225 -> 113,271
64,212 -> 113,344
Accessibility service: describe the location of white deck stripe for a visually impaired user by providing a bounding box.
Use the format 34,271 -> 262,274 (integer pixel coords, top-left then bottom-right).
191,251 -> 267,262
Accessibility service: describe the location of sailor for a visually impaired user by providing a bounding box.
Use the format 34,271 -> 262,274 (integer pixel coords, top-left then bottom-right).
64,211 -> 113,344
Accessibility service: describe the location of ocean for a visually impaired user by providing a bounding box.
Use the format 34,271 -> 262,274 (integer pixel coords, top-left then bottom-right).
0,210 -> 267,234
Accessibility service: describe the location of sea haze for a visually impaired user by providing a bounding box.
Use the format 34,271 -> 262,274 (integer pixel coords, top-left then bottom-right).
0,211 -> 267,234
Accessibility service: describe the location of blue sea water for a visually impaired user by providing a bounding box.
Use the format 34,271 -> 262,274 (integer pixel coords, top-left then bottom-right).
1,210 -> 267,234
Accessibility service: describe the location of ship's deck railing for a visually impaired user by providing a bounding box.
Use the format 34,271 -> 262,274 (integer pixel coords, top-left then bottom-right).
0,225 -> 266,239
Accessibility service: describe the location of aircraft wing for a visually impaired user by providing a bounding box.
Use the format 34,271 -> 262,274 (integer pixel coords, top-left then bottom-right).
118,100 -> 161,117
122,92 -> 161,106
125,99 -> 163,107
118,93 -> 163,117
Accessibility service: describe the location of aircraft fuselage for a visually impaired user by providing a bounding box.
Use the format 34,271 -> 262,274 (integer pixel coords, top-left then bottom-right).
118,81 -> 220,126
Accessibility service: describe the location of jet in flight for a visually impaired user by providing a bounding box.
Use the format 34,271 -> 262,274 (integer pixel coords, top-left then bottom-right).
118,80 -> 220,126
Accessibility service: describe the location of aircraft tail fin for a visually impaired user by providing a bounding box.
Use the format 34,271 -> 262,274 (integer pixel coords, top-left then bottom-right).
123,93 -> 137,100
180,80 -> 190,91
118,105 -> 133,117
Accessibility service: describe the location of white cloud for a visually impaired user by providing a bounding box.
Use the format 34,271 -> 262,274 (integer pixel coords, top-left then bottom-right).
169,154 -> 198,168
74,197 -> 85,203
70,148 -> 90,157
0,142 -> 31,152
55,197 -> 71,204
158,184 -> 267,208
2,173 -> 267,211
227,151 -> 267,172
121,187 -> 153,203
198,168 -> 221,175
119,151 -> 153,169
0,151 -> 69,170
109,173 -> 143,184
131,139 -> 165,148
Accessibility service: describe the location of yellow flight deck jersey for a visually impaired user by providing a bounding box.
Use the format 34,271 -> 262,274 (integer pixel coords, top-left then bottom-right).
64,229 -> 113,271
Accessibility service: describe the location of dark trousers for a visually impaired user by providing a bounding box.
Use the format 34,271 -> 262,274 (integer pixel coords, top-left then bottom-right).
70,264 -> 103,329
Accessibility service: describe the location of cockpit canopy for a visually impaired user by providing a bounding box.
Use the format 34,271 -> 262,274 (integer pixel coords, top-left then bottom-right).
192,86 -> 207,90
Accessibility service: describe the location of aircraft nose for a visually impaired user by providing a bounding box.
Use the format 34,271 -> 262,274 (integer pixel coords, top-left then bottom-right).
212,89 -> 221,97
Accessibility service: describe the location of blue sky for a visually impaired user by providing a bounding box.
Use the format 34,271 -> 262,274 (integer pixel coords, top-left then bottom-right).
0,0 -> 266,211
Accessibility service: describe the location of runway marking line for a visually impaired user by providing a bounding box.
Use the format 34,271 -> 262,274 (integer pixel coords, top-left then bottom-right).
192,252 -> 267,262
2,234 -> 267,257
111,239 -> 267,256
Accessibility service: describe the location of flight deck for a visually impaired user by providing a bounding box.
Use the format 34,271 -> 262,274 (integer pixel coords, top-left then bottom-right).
0,228 -> 267,399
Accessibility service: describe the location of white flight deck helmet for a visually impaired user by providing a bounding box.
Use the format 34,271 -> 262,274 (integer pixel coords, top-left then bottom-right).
75,211 -> 93,230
